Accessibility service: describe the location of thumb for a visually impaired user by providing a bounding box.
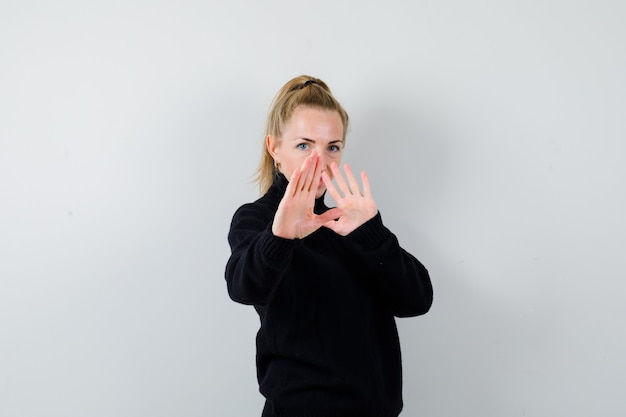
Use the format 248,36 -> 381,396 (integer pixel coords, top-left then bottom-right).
318,207 -> 343,224
320,208 -> 344,233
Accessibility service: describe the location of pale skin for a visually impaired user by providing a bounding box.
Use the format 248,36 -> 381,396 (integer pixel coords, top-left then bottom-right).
267,106 -> 378,239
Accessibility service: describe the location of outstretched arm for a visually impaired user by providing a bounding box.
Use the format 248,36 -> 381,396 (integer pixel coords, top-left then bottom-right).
347,213 -> 433,317
323,163 -> 432,316
226,152 -> 343,305
225,204 -> 297,306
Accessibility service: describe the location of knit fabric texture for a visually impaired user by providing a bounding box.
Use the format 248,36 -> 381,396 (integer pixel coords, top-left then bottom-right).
225,173 -> 433,417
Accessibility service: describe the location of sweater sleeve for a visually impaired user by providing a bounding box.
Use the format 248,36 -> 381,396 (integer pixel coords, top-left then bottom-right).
345,212 -> 433,317
225,203 -> 298,306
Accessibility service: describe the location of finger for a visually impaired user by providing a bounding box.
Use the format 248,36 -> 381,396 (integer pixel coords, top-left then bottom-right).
319,211 -> 344,231
323,220 -> 341,234
286,167 -> 302,197
322,171 -> 342,203
294,154 -> 313,192
361,170 -> 374,200
343,163 -> 361,196
330,162 -> 350,196
301,153 -> 318,192
309,153 -> 324,194
319,207 -> 344,223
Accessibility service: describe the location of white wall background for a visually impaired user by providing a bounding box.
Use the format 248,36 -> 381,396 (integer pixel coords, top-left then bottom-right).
1,1 -> 625,416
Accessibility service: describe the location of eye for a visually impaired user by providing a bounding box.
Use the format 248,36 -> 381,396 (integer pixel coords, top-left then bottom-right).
328,144 -> 341,152
296,143 -> 309,150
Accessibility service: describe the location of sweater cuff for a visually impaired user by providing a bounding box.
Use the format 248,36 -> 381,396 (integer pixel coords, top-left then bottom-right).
262,229 -> 299,261
346,212 -> 391,249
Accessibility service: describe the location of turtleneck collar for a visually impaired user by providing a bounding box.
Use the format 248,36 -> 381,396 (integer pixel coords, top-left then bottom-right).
269,172 -> 329,214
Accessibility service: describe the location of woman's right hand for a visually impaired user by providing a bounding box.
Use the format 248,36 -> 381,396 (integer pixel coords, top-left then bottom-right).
272,153 -> 344,240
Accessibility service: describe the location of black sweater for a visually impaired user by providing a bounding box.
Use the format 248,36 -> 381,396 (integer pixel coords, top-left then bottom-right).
225,173 -> 433,417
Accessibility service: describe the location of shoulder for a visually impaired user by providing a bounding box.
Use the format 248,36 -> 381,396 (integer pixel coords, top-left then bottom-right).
230,192 -> 279,228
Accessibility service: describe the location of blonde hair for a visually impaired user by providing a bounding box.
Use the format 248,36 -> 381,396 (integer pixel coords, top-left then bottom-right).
255,75 -> 349,194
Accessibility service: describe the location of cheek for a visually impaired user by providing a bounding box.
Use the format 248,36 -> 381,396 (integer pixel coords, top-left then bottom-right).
280,154 -> 305,178
287,155 -> 306,169
328,152 -> 342,165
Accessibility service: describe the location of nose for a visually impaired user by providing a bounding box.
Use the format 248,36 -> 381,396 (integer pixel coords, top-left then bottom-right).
318,152 -> 334,177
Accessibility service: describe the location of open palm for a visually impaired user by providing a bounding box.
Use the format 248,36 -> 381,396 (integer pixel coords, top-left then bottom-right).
322,162 -> 378,236
272,154 -> 343,240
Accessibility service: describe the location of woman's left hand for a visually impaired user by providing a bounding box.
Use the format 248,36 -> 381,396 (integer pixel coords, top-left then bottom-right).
322,162 -> 378,236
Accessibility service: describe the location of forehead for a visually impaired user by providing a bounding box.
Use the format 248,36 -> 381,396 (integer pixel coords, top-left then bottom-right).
283,106 -> 344,140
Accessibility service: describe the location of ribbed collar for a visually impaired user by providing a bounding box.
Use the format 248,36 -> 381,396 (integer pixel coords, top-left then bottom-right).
269,172 -> 329,214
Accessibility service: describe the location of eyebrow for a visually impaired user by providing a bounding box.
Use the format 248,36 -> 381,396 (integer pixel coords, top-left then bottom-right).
296,137 -> 344,144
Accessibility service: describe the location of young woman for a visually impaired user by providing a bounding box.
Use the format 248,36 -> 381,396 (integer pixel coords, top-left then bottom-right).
225,75 -> 433,417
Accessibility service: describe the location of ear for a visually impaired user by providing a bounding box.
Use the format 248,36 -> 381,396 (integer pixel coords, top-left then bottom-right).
266,135 -> 279,160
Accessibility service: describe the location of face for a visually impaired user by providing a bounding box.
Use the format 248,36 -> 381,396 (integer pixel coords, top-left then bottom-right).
267,106 -> 344,198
